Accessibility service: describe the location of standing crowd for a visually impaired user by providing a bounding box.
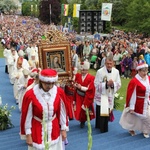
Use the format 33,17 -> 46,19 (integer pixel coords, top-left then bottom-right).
1,13 -> 150,150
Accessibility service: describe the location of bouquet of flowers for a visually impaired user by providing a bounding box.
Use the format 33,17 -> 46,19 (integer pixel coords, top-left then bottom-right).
0,104 -> 15,130
114,93 -> 123,109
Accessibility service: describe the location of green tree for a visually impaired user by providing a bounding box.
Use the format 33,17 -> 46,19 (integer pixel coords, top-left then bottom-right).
60,0 -> 68,3
0,0 -> 18,14
111,0 -> 132,26
39,0 -> 61,24
22,1 -> 39,17
126,0 -> 150,34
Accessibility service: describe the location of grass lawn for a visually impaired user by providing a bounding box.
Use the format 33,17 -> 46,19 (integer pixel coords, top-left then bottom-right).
117,78 -> 129,111
0,44 -> 129,111
0,44 -> 4,58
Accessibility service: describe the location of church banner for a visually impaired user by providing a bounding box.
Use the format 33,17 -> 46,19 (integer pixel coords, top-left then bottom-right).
61,4 -> 69,16
101,3 -> 112,21
73,4 -> 80,18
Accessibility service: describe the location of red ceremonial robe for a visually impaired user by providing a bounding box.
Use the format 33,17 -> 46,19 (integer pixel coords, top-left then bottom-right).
27,78 -> 34,87
20,85 -> 68,149
65,85 -> 75,119
126,76 -> 150,114
74,73 -> 95,122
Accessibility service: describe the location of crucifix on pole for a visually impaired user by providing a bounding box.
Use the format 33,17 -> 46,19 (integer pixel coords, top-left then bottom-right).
49,4 -> 51,24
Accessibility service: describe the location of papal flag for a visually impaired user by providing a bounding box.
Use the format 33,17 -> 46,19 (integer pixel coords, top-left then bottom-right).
73,4 -> 80,18
101,3 -> 113,21
61,4 -> 69,16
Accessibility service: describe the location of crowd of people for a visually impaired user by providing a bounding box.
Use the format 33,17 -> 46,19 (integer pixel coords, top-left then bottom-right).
0,14 -> 72,150
1,13 -> 150,150
71,29 -> 150,79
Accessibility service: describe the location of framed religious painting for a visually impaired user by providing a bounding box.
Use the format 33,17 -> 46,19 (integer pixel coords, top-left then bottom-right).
38,30 -> 72,84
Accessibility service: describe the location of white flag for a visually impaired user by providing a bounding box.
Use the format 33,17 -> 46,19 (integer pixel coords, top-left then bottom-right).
101,3 -> 113,21
73,4 -> 80,18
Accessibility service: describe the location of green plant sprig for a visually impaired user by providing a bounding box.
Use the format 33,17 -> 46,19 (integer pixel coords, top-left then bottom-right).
86,108 -> 92,150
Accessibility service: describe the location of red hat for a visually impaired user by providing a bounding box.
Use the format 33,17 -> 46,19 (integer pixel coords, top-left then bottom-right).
136,61 -> 148,70
39,69 -> 58,82
32,68 -> 39,73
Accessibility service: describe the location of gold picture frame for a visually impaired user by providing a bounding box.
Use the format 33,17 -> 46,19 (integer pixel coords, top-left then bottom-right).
38,43 -> 72,82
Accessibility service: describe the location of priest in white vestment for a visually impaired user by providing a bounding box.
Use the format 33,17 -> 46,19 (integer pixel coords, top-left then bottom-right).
94,55 -> 121,133
17,69 -> 30,111
3,44 -> 11,73
7,47 -> 18,84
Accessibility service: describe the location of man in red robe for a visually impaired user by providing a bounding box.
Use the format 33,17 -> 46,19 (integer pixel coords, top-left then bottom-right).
73,61 -> 95,128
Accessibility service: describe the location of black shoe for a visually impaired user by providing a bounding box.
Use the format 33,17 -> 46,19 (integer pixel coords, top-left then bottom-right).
80,122 -> 85,128
100,130 -> 108,133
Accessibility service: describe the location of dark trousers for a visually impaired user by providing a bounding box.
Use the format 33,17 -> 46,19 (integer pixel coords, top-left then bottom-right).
95,105 -> 109,133
116,64 -> 121,75
5,65 -> 8,74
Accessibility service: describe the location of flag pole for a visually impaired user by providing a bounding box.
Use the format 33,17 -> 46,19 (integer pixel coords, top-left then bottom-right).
61,4 -> 63,31
49,4 -> 51,24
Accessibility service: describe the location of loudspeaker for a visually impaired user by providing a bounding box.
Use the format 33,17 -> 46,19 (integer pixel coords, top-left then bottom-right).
87,27 -> 92,32
94,22 -> 97,26
81,16 -> 86,22
87,22 -> 91,27
81,27 -> 86,32
79,10 -> 105,34
81,22 -> 85,27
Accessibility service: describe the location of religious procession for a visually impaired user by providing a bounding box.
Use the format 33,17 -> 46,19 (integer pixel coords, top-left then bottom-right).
0,0 -> 150,150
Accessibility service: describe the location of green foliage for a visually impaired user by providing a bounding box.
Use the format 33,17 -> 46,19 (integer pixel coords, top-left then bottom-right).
61,0 -> 68,3
126,0 -> 150,34
0,104 -> 15,130
112,0 -> 131,26
112,0 -> 150,35
72,18 -> 79,32
0,0 -> 18,14
104,22 -> 111,33
112,25 -> 131,33
22,1 -> 39,17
